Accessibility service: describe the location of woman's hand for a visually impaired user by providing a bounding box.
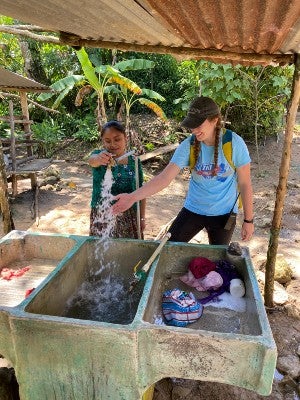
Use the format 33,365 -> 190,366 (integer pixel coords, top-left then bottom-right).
241,221 -> 254,241
89,151 -> 113,167
112,193 -> 135,214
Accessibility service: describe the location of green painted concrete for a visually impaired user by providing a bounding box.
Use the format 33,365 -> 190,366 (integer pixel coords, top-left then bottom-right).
0,231 -> 277,399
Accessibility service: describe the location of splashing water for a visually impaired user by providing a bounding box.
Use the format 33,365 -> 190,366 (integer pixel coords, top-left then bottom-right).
64,165 -> 143,323
94,167 -> 116,248
63,274 -> 143,324
92,166 -> 117,276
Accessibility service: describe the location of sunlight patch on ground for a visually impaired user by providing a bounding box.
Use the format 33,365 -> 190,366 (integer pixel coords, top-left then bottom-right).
28,209 -> 89,236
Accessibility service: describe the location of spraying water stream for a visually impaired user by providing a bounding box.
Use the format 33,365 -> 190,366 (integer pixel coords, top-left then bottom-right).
64,166 -> 142,323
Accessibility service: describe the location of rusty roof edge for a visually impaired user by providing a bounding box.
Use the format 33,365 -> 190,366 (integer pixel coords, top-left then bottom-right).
59,32 -> 295,66
280,19 -> 300,54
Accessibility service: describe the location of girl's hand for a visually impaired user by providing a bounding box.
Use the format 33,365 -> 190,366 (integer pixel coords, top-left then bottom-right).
97,151 -> 114,166
241,222 -> 254,241
112,193 -> 135,214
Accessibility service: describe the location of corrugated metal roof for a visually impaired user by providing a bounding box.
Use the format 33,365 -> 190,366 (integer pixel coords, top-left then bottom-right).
0,0 -> 300,66
0,67 -> 51,92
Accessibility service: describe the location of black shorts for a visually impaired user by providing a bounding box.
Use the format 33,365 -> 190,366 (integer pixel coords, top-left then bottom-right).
168,207 -> 236,245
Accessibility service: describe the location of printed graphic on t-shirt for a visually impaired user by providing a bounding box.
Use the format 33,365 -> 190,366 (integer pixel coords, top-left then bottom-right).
194,162 -> 232,181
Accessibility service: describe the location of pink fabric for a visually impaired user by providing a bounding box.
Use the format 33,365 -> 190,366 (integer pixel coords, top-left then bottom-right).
180,270 -> 223,292
200,271 -> 223,291
0,266 -> 30,281
188,257 -> 216,279
180,270 -> 201,288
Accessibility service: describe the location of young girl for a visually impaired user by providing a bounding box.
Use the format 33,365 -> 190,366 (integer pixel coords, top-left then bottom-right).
112,97 -> 254,245
88,120 -> 146,239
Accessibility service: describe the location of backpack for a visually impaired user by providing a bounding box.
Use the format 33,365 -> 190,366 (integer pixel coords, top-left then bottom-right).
189,128 -> 234,170
189,128 -> 242,208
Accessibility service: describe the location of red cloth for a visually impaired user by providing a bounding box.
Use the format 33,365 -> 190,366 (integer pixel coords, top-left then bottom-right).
188,257 -> 216,279
0,266 -> 30,280
25,288 -> 35,298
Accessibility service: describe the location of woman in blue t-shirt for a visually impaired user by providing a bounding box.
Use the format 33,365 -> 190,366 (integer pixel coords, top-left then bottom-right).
112,97 -> 254,245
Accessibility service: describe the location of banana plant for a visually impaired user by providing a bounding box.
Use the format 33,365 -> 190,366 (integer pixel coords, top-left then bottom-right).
106,84 -> 166,146
38,48 -> 165,134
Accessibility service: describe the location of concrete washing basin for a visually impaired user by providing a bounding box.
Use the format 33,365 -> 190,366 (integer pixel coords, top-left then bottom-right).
0,231 -> 276,399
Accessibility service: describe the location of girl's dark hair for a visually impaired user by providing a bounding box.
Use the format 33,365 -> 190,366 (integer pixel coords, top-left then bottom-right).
101,120 -> 125,137
193,114 -> 222,176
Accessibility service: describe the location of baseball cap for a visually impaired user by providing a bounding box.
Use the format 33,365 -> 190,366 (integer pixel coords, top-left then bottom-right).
181,96 -> 220,129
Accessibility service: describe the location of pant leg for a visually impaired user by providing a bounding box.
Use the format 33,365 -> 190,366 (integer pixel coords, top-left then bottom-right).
205,213 -> 236,245
168,208 -> 205,243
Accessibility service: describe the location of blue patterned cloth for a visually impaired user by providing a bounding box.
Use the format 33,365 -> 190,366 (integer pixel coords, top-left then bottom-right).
162,288 -> 203,327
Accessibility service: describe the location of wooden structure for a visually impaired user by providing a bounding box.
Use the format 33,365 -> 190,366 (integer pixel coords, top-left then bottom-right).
1,99 -> 52,196
0,68 -> 52,233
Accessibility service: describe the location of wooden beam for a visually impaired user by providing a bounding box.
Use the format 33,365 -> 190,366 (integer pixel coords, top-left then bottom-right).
0,117 -> 33,124
139,143 -> 179,162
59,32 -> 294,66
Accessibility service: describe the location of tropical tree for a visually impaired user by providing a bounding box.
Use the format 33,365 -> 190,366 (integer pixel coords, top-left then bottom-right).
38,48 -> 166,143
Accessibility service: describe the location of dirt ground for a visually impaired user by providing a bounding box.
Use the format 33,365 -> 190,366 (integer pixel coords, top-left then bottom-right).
1,127 -> 300,399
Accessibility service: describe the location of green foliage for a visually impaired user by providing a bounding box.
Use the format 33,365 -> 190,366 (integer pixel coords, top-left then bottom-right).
227,65 -> 293,140
117,52 -> 180,116
175,60 -> 293,141
31,118 -> 67,157
72,116 -> 99,142
38,75 -> 85,106
144,142 -> 155,151
0,16 -> 24,72
40,44 -> 80,82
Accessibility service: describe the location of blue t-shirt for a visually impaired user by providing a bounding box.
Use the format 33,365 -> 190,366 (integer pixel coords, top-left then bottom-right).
170,131 -> 251,216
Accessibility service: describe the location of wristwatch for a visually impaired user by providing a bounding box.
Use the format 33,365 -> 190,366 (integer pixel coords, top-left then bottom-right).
244,218 -> 254,223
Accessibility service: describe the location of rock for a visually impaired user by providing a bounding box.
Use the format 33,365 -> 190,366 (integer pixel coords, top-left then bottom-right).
44,184 -> 54,191
43,176 -> 60,186
228,242 -> 243,256
0,357 -> 11,368
259,255 -> 293,285
255,270 -> 289,305
43,166 -> 60,178
285,303 -> 300,320
274,255 -> 293,285
277,355 -> 300,379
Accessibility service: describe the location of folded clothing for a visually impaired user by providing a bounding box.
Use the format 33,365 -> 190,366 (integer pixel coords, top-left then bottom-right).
162,288 -> 203,327
188,257 -> 216,279
179,270 -> 223,292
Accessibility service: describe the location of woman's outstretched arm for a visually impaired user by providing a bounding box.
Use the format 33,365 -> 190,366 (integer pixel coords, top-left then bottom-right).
237,163 -> 254,241
112,163 -> 181,214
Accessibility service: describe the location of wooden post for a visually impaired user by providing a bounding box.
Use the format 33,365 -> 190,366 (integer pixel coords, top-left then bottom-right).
0,142 -> 15,234
264,54 -> 300,307
8,100 -> 18,197
135,155 -> 141,239
20,91 -> 37,189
